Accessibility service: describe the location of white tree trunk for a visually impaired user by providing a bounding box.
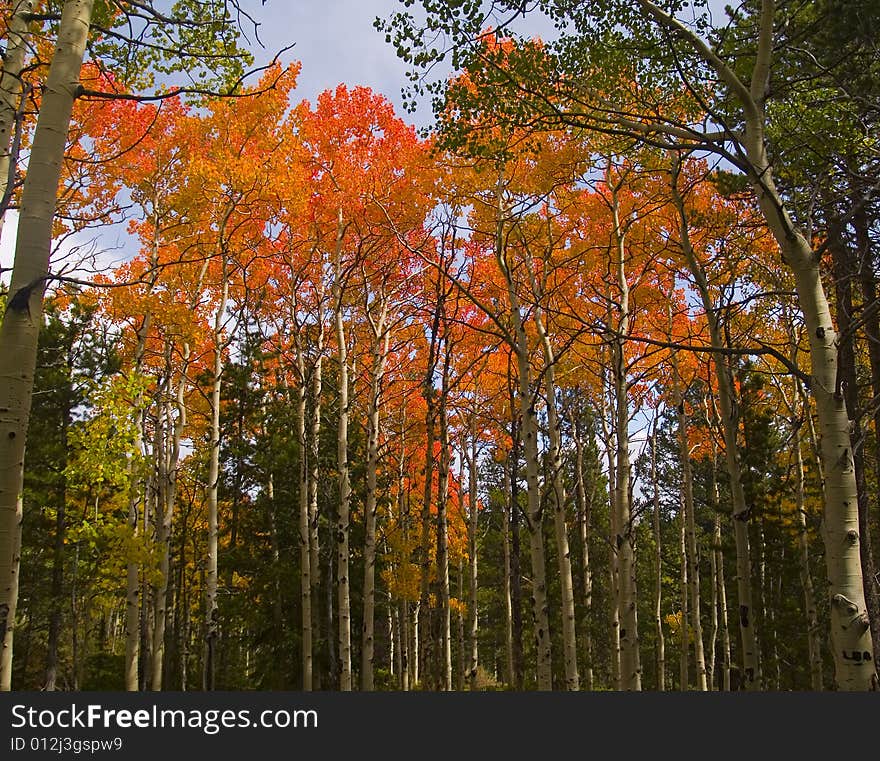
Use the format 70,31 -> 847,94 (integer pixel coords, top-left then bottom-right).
332,212 -> 352,691
670,342 -> 707,690
436,392 -> 453,691
670,168 -> 760,688
361,307 -> 389,691
0,0 -> 95,691
467,422 -> 479,690
532,304 -> 579,690
204,264 -> 228,690
295,348 -> 313,691
0,0 -> 34,224
574,415 -> 594,690
502,457 -> 514,687
650,430 -> 665,691
151,353 -> 187,691
610,189 -> 641,691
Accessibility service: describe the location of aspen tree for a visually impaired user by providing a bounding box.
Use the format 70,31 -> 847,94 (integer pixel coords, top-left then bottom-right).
385,0 -> 876,689
0,0 -> 34,229
574,409 -> 595,690
609,176 -> 641,691
0,0 -> 95,690
526,238 -> 579,690
669,306 -> 707,690
650,428 -> 665,691
331,209 -> 353,691
204,260 -> 229,690
361,284 -> 391,691
466,417 -> 479,690
669,163 -> 759,688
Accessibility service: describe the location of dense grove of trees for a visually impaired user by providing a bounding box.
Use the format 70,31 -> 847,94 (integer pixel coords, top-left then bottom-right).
0,1 -> 878,691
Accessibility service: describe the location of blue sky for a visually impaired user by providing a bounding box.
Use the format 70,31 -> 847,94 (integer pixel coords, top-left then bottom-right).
240,0 -> 436,124
0,0 -> 734,278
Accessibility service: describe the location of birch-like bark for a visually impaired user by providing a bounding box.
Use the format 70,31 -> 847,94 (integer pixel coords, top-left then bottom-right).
829,222 -> 880,672
332,210 -> 352,691
777,331 -> 824,690
395,413 -> 411,691
853,207 -> 880,671
708,423 -> 732,691
151,350 -> 188,691
599,384 -> 620,689
531,290 -> 579,690
748,45 -> 874,693
795,427 -> 823,690
295,340 -> 312,691
707,510 -> 718,690
642,0 -> 873,690
125,311 -> 152,691
494,177 -> 552,690
456,555 -> 465,690
574,412 -> 594,691
435,377 -> 452,691
670,163 -> 759,688
679,495 -> 689,690
307,284 -> 324,682
0,0 -> 34,225
650,429 -> 665,691
418,318 -> 439,688
610,183 -> 641,690
361,299 -> 390,691
507,404 -> 524,689
0,0 -> 95,691
466,421 -> 479,690
417,399 -> 435,688
502,450 -> 515,687
670,340 -> 707,690
204,262 -> 229,691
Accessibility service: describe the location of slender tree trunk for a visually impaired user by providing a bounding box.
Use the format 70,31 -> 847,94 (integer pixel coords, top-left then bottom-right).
0,0 -> 35,225
361,308 -> 389,691
600,385 -> 620,690
124,228 -> 162,692
204,263 -> 228,691
456,556 -> 466,690
417,390 -> 435,690
671,348 -> 707,690
125,464 -> 142,692
0,0 -> 96,691
467,423 -> 479,690
296,350 -> 313,691
44,484 -> 66,692
508,410 -> 524,690
418,277 -> 442,689
435,379 -> 452,691
400,599 -> 410,691
332,214 -> 352,691
308,340 -> 324,686
502,459 -> 514,688
152,358 -> 187,691
709,448 -> 732,692
610,184 -> 641,690
830,221 -> 880,674
742,60 -> 874,688
854,206 -> 880,624
707,511 -> 719,690
532,307 -> 578,690
45,343 -> 73,691
671,164 -> 759,689
679,495 -> 689,690
574,413 -> 594,691
650,430 -> 665,691
792,398 -> 823,690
